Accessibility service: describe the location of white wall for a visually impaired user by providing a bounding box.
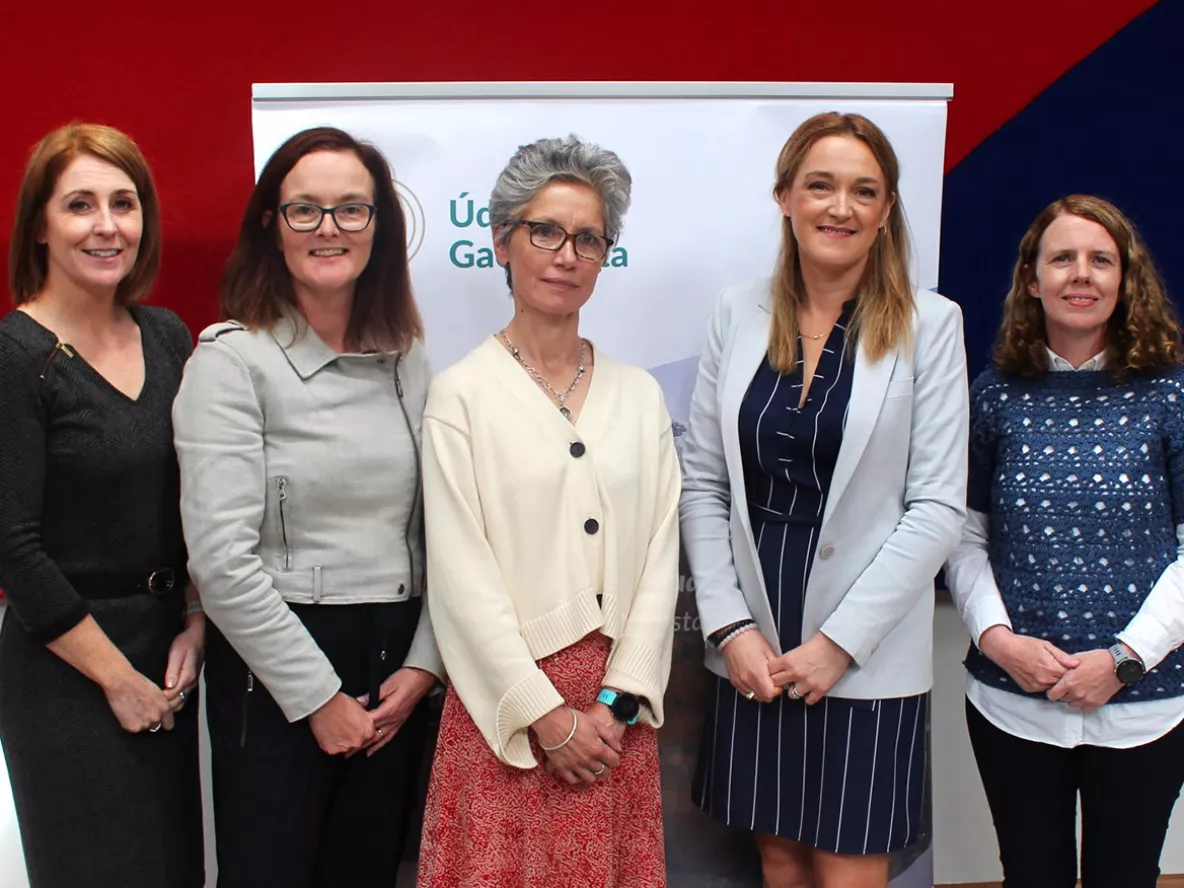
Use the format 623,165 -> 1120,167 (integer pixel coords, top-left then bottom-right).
0,605 -> 29,888
930,597 -> 1184,884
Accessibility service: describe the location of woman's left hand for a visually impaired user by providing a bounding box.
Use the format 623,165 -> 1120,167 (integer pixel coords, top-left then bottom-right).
767,632 -> 852,705
357,667 -> 438,757
587,701 -> 626,746
1045,649 -> 1125,712
164,617 -> 205,710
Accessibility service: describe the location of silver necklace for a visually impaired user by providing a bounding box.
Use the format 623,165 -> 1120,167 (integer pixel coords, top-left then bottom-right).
497,330 -> 587,420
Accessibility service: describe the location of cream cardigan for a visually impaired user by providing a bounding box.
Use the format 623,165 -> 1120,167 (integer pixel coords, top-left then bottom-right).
422,336 -> 681,768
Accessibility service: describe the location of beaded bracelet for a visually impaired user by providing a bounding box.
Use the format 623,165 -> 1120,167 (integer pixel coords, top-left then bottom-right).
717,623 -> 758,651
707,618 -> 754,647
538,708 -> 579,751
710,618 -> 756,648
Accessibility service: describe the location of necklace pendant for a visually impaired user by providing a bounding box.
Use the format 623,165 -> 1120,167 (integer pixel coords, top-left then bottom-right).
559,406 -> 572,420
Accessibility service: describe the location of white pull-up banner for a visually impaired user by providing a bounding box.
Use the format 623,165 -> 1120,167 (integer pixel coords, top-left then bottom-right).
250,81 -> 952,888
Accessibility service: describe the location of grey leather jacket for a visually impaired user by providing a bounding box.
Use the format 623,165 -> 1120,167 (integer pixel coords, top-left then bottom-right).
174,317 -> 443,721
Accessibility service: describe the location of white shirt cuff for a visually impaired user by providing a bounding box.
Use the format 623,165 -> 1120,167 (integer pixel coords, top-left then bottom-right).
968,597 -> 1013,648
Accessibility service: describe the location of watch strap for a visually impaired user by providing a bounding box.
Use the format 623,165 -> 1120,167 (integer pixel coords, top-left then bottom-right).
1110,643 -> 1144,684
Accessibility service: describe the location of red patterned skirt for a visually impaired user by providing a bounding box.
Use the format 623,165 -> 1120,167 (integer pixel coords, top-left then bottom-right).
418,633 -> 666,888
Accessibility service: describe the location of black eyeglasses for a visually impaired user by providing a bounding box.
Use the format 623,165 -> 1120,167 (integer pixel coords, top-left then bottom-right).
515,220 -> 613,262
278,202 -> 377,232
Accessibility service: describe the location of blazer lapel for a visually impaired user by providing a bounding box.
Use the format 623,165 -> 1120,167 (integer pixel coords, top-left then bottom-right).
821,344 -> 899,529
721,300 -> 772,559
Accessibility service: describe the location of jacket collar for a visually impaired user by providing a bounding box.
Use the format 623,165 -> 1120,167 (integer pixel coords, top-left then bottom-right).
268,314 -> 340,380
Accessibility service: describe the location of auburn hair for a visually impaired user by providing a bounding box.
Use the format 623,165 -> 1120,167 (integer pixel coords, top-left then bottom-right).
993,195 -> 1181,378
768,112 -> 914,372
220,127 -> 422,351
9,123 -> 161,306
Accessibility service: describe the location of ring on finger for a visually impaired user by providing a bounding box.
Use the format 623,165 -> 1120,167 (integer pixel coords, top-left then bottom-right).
376,728 -> 384,739
743,689 -> 756,701
178,689 -> 187,705
787,683 -> 802,700
593,764 -> 606,776
149,722 -> 162,733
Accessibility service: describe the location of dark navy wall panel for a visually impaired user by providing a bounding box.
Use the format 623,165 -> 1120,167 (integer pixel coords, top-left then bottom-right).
939,0 -> 1184,378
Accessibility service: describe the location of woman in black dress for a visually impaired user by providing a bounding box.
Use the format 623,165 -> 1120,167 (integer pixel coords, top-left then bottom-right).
0,124 -> 204,887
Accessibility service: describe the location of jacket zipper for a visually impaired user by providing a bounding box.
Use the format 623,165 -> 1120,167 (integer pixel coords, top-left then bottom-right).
240,671 -> 254,748
276,476 -> 291,571
393,355 -> 423,597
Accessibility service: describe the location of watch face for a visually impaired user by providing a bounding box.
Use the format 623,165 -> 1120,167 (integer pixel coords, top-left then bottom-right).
1116,658 -> 1144,685
612,693 -> 640,723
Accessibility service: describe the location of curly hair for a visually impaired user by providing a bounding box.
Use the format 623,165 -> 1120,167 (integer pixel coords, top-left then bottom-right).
994,195 -> 1181,378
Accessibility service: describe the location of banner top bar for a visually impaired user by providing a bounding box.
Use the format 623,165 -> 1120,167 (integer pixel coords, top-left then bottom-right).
252,81 -> 954,102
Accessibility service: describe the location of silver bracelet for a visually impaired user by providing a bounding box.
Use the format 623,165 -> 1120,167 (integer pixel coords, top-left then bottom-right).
538,708 -> 578,751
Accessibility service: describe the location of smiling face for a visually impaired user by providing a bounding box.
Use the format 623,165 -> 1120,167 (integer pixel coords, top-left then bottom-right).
38,154 -> 142,297
1030,212 -> 1122,350
276,149 -> 376,301
492,180 -> 606,317
776,134 -> 894,279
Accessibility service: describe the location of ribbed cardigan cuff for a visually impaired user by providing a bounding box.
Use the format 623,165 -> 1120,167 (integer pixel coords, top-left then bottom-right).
602,634 -> 667,728
496,668 -> 565,769
518,590 -> 603,660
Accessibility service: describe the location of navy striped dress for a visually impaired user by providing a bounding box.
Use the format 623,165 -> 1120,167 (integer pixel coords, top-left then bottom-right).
691,307 -> 928,854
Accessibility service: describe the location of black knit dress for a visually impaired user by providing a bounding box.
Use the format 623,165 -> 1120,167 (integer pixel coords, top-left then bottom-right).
0,307 -> 204,888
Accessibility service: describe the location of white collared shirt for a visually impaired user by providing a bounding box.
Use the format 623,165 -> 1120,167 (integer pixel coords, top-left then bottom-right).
952,348 -> 1184,748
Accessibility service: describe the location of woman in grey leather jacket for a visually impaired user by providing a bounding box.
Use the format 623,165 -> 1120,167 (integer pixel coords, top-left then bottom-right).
173,127 -> 442,888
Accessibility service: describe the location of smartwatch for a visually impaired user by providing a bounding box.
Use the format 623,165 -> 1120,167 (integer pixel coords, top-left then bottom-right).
1110,644 -> 1145,686
597,689 -> 640,725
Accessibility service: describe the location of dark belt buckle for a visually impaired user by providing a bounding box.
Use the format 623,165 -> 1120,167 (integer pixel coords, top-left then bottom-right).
146,568 -> 176,596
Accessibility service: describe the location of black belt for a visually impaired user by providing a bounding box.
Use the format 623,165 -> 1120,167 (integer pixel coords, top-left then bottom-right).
68,567 -> 188,600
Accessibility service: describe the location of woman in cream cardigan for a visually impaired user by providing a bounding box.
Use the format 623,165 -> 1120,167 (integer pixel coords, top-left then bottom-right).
418,135 -> 681,888
681,112 -> 969,888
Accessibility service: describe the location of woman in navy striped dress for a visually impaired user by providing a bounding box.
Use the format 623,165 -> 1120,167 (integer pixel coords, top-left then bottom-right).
681,112 -> 968,888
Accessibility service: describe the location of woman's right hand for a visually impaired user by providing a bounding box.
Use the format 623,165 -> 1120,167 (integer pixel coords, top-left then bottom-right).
308,691 -> 376,755
102,669 -> 176,733
533,706 -> 621,785
979,625 -> 1080,693
721,628 -> 780,703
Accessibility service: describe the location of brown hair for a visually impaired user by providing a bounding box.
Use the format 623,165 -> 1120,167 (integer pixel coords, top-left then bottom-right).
993,195 -> 1181,378
9,123 -> 161,306
220,127 -> 422,351
768,112 -> 914,372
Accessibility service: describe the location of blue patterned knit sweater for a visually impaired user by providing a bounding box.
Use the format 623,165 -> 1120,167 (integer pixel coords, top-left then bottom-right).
965,365 -> 1184,702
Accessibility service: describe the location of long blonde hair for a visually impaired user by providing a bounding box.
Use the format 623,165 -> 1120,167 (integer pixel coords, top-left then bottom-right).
993,194 -> 1181,379
769,112 -> 914,372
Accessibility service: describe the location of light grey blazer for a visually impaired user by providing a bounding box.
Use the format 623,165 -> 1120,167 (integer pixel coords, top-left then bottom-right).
680,279 -> 969,699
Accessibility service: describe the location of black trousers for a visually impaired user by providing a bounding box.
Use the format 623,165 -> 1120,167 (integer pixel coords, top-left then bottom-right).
966,696 -> 1184,888
205,601 -> 429,888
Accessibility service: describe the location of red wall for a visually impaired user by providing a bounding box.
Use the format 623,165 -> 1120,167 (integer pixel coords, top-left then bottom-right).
0,0 -> 1155,334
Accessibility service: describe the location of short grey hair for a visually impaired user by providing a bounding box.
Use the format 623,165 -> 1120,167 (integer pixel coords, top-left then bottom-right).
489,135 -> 632,248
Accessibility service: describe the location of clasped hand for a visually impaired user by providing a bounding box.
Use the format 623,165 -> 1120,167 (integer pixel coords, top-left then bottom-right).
534,705 -> 622,786
309,666 -> 438,757
979,626 -> 1125,712
722,629 -> 852,705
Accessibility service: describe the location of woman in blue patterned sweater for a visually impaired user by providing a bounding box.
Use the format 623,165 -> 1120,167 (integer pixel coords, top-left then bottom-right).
946,195 -> 1184,888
